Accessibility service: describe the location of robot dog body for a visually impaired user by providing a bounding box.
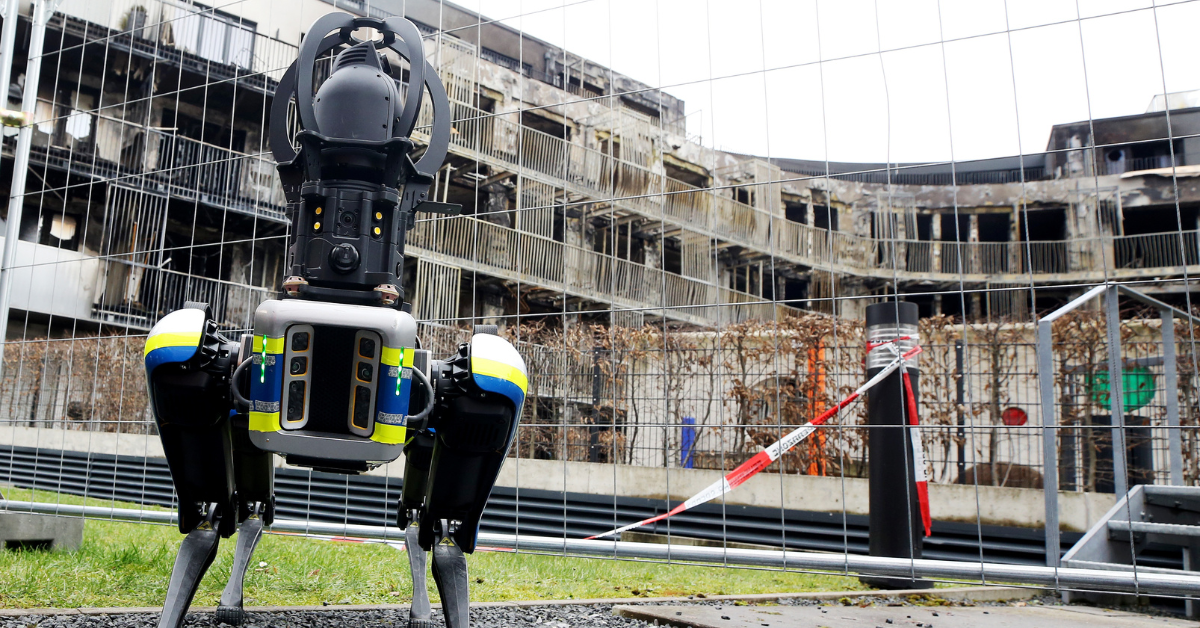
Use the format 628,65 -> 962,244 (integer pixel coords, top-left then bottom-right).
142,13 -> 524,628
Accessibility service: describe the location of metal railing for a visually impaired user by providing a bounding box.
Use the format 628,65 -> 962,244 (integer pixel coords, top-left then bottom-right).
1102,152 -> 1200,176
56,0 -> 299,86
407,215 -> 786,326
92,262 -> 274,330
3,496 -> 1198,595
1114,231 -> 1200,270
25,99 -> 287,219
151,131 -> 288,218
1036,283 -> 1197,567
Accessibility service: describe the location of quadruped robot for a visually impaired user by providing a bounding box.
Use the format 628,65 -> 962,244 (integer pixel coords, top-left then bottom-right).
141,13 -> 526,628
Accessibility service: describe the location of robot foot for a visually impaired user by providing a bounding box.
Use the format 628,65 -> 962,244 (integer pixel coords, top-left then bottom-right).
159,510 -> 221,628
216,508 -> 266,626
406,519 -> 436,628
214,606 -> 245,626
430,520 -> 470,628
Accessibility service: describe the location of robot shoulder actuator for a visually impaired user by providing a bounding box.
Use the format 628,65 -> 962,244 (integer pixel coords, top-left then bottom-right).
467,333 -> 528,412
144,304 -> 237,428
145,307 -> 208,374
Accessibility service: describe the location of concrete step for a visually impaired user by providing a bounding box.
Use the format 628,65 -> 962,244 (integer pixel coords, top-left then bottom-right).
1106,520 -> 1200,544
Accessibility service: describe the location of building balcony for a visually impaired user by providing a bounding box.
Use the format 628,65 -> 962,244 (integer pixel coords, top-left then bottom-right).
91,261 -> 274,331
0,234 -> 271,331
414,99 -> 1200,286
7,100 -> 287,221
407,215 -> 785,327
53,0 -> 298,95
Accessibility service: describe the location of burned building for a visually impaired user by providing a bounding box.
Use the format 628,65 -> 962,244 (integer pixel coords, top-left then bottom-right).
0,0 -> 1197,341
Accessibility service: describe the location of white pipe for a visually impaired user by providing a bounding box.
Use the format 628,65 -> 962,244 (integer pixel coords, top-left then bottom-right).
1039,283 -> 1107,323
0,0 -> 20,108
0,0 -> 56,381
4,499 -> 1199,597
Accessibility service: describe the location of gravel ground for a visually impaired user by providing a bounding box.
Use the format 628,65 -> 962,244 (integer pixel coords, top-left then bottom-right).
0,593 -> 1119,628
0,605 -> 653,628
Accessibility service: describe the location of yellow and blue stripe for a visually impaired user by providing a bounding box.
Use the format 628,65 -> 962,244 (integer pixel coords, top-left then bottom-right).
248,334 -> 284,433
469,334 -> 528,409
372,345 -> 413,445
143,309 -> 205,374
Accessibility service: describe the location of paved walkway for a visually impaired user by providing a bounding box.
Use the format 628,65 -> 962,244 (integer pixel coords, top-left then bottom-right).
615,604 -> 1197,628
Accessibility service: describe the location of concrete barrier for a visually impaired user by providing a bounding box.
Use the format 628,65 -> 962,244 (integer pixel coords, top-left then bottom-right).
0,511 -> 83,550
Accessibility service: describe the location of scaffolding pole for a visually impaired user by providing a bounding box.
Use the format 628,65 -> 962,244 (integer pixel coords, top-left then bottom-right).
0,0 -> 62,381
0,0 -> 19,107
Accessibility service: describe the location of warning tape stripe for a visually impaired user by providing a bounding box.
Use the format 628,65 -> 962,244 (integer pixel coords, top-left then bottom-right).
902,366 -> 933,537
586,345 -> 921,541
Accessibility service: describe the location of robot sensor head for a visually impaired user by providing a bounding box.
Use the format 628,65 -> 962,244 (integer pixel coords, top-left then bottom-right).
269,13 -> 458,306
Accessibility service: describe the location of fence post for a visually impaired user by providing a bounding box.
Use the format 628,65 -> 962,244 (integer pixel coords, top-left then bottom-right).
955,339 -> 965,483
861,301 -> 929,589
1037,319 -> 1061,567
1104,285 -> 1129,497
1161,308 -> 1183,486
0,0 -> 19,109
0,0 -> 62,383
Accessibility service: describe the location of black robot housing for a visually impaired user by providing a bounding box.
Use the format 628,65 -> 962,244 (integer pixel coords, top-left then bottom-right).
270,12 -> 460,305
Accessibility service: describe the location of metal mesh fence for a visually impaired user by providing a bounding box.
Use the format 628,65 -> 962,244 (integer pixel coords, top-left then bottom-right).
0,0 -> 1198,608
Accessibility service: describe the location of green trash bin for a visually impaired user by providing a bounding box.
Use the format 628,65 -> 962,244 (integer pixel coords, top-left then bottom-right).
1089,365 -> 1156,412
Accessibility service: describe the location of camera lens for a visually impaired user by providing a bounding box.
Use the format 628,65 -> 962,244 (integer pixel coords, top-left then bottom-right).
357,362 -> 373,382
329,243 -> 360,273
359,337 -> 376,358
291,332 -> 309,351
353,385 -> 371,425
290,356 -> 307,375
287,381 -> 305,418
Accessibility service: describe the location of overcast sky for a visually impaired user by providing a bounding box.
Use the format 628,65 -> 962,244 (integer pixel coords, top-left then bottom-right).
431,0 -> 1200,165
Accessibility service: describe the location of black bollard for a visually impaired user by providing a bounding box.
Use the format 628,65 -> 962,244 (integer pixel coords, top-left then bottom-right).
859,300 -> 932,590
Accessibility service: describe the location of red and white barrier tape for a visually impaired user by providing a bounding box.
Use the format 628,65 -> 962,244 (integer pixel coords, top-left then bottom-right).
899,351 -> 932,537
586,342 -> 923,541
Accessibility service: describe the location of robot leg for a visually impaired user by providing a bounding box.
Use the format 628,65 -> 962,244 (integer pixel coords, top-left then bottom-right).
401,430 -> 436,628
216,409 -> 276,626
431,520 -> 470,628
160,507 -> 221,628
405,518 -> 434,627
215,507 -> 263,625
414,330 -> 527,628
145,305 -> 273,628
145,305 -> 239,627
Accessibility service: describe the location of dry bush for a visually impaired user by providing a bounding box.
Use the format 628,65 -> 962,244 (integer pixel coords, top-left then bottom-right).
1172,314 -> 1200,486
1,334 -> 152,433
1051,310 -> 1115,492
919,315 -> 962,483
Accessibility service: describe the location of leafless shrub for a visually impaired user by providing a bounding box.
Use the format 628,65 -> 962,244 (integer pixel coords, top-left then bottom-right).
1,334 -> 151,433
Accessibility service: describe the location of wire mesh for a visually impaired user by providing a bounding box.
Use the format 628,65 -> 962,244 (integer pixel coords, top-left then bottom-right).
0,0 -> 1198,609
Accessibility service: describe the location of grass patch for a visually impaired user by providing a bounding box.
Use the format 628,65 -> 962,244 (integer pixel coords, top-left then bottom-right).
0,485 -> 865,609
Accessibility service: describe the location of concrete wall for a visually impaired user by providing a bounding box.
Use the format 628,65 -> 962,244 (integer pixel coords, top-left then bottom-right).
0,426 -> 1115,532
0,237 -> 103,325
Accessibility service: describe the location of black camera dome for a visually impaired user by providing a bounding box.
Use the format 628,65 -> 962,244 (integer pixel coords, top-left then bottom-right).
313,42 -> 399,142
